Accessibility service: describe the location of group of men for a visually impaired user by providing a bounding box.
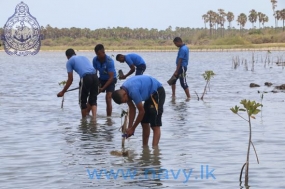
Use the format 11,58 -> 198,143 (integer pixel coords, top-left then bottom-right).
57,37 -> 190,146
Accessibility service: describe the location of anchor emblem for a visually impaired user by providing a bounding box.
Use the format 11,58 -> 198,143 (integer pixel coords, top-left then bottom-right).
1,1 -> 43,56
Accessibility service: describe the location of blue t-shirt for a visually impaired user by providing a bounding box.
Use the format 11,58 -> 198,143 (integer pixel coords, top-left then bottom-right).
176,44 -> 189,67
125,54 -> 146,67
121,75 -> 162,105
66,55 -> 95,78
93,55 -> 117,80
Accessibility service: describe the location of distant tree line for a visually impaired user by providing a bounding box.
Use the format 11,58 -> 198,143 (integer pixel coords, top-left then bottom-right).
202,6 -> 285,37
0,24 -> 285,48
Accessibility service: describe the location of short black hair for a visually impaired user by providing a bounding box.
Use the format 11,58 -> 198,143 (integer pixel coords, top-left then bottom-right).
112,90 -> 123,104
173,37 -> 182,43
94,44 -> 104,53
65,48 -> 76,57
116,54 -> 123,61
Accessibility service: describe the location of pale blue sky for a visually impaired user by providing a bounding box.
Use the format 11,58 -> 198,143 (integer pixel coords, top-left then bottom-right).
1,0 -> 284,30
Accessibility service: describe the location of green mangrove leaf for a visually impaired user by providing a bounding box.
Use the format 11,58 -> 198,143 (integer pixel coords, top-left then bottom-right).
59,80 -> 67,86
252,109 -> 261,115
230,105 -> 239,114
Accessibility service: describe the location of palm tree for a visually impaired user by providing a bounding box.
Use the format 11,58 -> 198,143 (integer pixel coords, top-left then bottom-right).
262,15 -> 269,28
207,10 -> 215,37
202,14 -> 209,29
213,12 -> 219,36
270,0 -> 278,28
227,12 -> 235,29
257,12 -> 263,28
248,9 -> 258,29
237,13 -> 247,34
218,9 -> 226,36
276,10 -> 281,27
280,9 -> 285,31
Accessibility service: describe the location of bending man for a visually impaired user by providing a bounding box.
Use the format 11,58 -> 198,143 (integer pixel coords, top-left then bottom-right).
112,75 -> 165,146
57,49 -> 99,118
116,53 -> 146,79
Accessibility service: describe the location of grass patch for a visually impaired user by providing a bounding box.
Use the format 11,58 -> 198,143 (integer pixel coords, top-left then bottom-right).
211,36 -> 251,46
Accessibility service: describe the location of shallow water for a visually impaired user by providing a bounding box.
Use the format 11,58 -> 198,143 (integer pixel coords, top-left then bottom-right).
0,50 -> 285,189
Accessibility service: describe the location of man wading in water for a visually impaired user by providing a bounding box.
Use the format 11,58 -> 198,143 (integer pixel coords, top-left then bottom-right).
115,53 -> 146,79
170,37 -> 191,100
57,49 -> 99,118
111,75 -> 165,146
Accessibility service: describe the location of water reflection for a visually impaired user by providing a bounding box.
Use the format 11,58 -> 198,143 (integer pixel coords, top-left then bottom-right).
78,117 -> 115,142
170,98 -> 188,121
124,146 -> 163,187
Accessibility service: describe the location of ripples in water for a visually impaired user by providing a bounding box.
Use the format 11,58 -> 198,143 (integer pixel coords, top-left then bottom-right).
0,51 -> 285,188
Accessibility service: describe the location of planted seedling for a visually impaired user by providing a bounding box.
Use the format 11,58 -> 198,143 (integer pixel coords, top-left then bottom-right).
201,70 -> 215,100
230,99 -> 262,188
58,80 -> 67,108
119,109 -> 129,147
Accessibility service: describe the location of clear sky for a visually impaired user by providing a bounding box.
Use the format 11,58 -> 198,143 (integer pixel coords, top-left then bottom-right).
1,0 -> 284,30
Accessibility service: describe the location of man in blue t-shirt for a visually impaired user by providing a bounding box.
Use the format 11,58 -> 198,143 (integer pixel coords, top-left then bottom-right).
57,49 -> 99,118
169,37 -> 191,99
111,75 -> 165,146
93,44 -> 117,117
116,53 -> 146,79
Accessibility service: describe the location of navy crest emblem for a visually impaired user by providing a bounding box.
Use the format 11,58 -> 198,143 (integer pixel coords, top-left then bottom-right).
1,2 -> 42,56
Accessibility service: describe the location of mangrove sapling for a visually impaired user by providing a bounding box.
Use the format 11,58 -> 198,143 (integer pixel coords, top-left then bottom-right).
260,93 -> 264,118
194,91 -> 200,101
256,54 -> 258,65
264,54 -> 268,68
230,99 -> 262,188
244,59 -> 248,71
201,70 -> 215,100
119,109 -> 129,147
251,53 -> 255,72
58,80 -> 67,108
109,109 -> 130,157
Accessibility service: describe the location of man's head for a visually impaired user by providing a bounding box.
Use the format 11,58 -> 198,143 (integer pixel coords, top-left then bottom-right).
94,44 -> 105,60
173,37 -> 183,47
65,48 -> 76,59
116,54 -> 125,63
112,89 -> 128,104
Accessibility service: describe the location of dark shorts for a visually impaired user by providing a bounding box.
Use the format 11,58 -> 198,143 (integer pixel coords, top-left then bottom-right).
141,87 -> 165,127
172,66 -> 188,90
79,74 -> 99,109
99,78 -> 117,93
136,64 -> 146,75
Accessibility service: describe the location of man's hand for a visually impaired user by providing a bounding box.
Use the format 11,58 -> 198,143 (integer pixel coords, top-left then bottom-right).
119,75 -> 126,80
126,127 -> 135,138
174,71 -> 178,77
99,88 -> 104,93
57,91 -> 65,97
